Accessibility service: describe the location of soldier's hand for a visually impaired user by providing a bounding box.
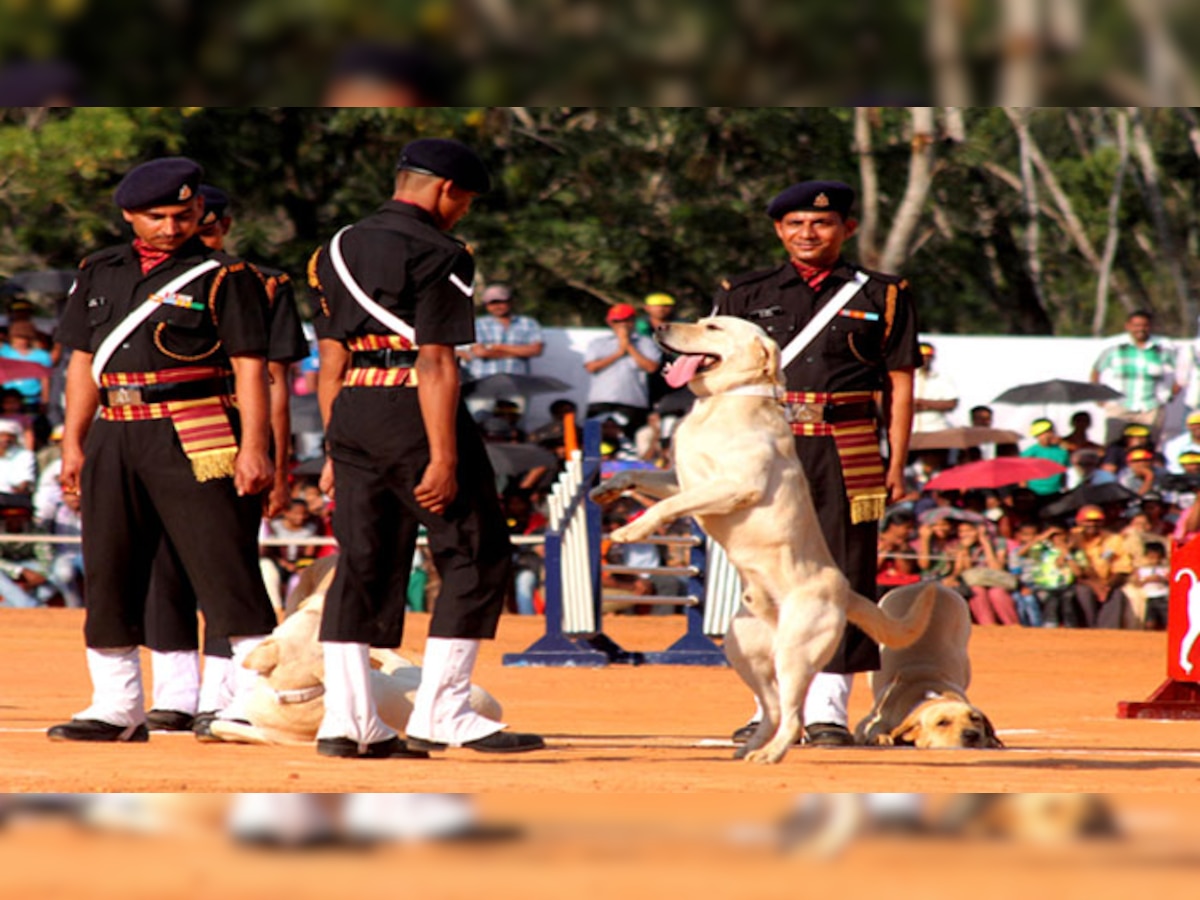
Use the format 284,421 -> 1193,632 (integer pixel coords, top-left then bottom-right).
235,449 -> 274,497
265,477 -> 290,518
414,460 -> 457,515
60,442 -> 84,496
319,457 -> 335,498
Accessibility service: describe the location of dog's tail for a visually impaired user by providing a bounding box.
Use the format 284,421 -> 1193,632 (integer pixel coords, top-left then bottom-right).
845,583 -> 936,649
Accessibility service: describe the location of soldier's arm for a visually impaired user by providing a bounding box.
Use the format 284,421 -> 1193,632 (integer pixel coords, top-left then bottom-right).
414,343 -> 460,515
60,351 -> 98,495
883,367 -> 916,504
230,355 -> 273,497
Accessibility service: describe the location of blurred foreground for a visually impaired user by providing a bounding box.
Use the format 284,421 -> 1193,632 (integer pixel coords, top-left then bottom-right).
1,793 -> 1198,898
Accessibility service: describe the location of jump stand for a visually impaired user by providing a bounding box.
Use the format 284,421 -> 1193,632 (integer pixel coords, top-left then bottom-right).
1117,534 -> 1200,719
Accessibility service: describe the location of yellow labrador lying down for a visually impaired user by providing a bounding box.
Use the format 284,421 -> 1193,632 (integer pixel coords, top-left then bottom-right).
210,556 -> 502,746
591,316 -> 934,764
854,582 -> 1002,748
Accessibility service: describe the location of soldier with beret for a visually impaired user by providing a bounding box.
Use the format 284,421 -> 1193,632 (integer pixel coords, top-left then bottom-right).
714,179 -> 921,747
309,137 -> 543,758
48,157 -> 278,743
142,183 -> 312,736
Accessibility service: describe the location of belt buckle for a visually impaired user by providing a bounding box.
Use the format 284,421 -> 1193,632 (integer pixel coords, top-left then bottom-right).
107,387 -> 143,406
789,402 -> 824,424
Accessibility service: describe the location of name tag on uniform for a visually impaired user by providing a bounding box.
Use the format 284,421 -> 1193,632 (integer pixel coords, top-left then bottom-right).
837,309 -> 880,322
154,290 -> 204,311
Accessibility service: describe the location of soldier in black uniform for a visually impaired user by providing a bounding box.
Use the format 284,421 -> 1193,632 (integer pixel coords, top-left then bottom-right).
48,157 -> 278,743
142,184 -> 311,736
714,180 -> 920,747
310,138 -> 543,759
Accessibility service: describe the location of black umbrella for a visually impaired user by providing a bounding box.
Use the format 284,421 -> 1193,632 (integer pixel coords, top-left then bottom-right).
289,393 -> 323,435
993,379 -> 1123,405
485,442 -> 559,477
1039,480 -> 1138,518
462,373 -> 572,399
291,456 -> 327,477
0,270 -> 78,297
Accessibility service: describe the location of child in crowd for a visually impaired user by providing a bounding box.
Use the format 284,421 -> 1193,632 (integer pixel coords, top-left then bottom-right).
1029,526 -> 1087,628
1007,521 -> 1044,627
1132,541 -> 1171,631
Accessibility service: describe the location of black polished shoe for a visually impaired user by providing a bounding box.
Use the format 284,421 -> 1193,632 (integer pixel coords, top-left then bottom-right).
317,736 -> 430,760
47,719 -> 149,743
146,709 -> 195,732
803,722 -> 855,747
193,715 -> 248,743
408,730 -> 546,754
731,722 -> 760,745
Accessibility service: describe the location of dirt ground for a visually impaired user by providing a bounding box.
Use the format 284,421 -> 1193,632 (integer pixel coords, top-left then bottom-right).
3,608 -> 1200,792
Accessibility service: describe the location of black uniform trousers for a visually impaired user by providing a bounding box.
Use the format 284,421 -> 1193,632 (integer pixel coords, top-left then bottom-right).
80,418 -> 277,648
319,386 -> 512,647
143,538 -> 233,657
795,432 -> 881,674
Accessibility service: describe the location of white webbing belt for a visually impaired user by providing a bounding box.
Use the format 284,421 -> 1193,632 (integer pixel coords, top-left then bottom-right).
329,225 -> 418,346
777,271 -> 870,372
90,259 -> 222,384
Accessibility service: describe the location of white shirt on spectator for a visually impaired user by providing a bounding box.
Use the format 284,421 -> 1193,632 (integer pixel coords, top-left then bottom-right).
0,444 -> 36,494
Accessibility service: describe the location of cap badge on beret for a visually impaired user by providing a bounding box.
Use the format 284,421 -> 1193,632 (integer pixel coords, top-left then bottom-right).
178,183 -> 193,201
813,193 -> 830,208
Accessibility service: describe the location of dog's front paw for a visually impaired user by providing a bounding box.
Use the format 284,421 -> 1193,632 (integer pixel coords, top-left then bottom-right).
589,483 -> 624,506
743,743 -> 789,765
611,520 -> 654,544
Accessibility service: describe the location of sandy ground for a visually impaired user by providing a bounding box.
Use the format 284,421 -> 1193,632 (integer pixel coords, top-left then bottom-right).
3,608 -> 1200,793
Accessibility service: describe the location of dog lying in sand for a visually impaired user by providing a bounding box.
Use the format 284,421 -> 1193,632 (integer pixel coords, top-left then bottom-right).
210,556 -> 502,746
590,316 -> 934,764
854,582 -> 1002,749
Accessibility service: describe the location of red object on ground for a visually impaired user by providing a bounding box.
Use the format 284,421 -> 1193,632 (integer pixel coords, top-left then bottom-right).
1117,534 -> 1200,719
923,456 -> 1067,492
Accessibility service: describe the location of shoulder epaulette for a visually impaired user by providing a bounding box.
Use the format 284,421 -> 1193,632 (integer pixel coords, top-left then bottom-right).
720,266 -> 782,292
79,246 -> 126,269
854,265 -> 906,287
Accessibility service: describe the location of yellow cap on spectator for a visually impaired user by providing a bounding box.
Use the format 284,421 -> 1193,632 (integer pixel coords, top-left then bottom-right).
644,292 -> 676,307
1187,411 -> 1200,426
1123,424 -> 1150,437
1029,419 -> 1054,437
1180,451 -> 1200,465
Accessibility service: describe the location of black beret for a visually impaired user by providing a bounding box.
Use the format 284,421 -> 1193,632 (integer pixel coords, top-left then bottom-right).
396,138 -> 491,195
198,184 -> 230,226
767,180 -> 855,220
114,157 -> 203,211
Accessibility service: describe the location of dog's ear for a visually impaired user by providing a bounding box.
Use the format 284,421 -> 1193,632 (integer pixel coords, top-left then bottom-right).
889,710 -> 923,747
243,638 -> 279,676
758,335 -> 783,389
981,713 -> 1004,748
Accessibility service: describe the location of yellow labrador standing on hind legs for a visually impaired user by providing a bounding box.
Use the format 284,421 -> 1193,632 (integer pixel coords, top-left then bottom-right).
591,316 -> 935,764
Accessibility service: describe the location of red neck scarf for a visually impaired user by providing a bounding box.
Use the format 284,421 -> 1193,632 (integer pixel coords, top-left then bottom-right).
792,260 -> 833,291
132,238 -> 173,275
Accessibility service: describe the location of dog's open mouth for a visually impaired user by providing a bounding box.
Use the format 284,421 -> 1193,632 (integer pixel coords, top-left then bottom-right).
663,353 -> 719,389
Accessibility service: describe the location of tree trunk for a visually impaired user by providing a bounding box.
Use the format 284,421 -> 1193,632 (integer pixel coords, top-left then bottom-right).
878,107 -> 937,275
1094,109 -> 1132,336
853,107 -> 880,268
1006,107 -> 1047,319
998,0 -> 1041,105
1129,106 -> 1193,330
928,0 -> 970,105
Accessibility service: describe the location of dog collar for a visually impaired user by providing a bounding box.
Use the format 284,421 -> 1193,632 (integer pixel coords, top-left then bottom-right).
719,384 -> 784,401
271,684 -> 326,705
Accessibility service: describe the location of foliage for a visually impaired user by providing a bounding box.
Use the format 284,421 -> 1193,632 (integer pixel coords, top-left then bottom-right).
2,107 -> 1200,338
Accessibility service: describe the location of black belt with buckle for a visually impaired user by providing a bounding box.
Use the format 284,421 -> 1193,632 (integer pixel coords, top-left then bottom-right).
788,400 -> 877,425
101,376 -> 232,407
350,349 -> 419,369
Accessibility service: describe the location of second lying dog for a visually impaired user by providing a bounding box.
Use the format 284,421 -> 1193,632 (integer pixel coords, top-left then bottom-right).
854,582 -> 1001,748
211,556 -> 502,746
592,317 -> 934,764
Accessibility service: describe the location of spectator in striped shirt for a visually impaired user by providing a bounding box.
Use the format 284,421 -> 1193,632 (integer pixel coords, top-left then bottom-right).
1090,309 -> 1179,443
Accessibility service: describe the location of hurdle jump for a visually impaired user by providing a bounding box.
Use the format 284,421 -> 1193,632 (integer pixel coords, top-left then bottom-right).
503,421 -> 743,667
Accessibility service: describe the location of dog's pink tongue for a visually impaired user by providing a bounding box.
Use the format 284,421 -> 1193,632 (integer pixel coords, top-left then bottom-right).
664,354 -> 705,389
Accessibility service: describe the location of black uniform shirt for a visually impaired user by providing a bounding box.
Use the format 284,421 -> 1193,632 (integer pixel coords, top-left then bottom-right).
251,264 -> 310,364
311,201 -> 476,348
714,258 -> 922,394
58,237 -> 270,371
